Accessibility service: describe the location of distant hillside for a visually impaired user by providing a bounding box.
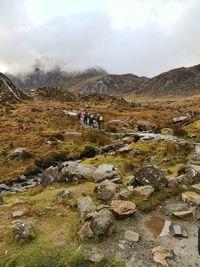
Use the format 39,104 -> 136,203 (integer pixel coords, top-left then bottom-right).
7,64 -> 200,97
0,73 -> 27,103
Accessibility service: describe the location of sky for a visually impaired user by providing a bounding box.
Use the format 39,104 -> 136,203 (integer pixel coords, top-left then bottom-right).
0,0 -> 200,77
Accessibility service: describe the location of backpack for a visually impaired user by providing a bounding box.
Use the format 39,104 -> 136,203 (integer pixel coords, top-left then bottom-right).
99,115 -> 104,121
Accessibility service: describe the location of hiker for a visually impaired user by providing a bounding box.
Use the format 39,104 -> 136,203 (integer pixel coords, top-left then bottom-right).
77,111 -> 81,121
97,114 -> 104,130
84,111 -> 88,124
89,114 -> 94,127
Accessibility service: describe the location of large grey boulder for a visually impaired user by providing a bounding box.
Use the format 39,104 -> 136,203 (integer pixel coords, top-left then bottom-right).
90,209 -> 114,236
93,164 -> 119,183
95,180 -> 118,200
40,166 -> 59,186
177,165 -> 200,184
12,221 -> 35,241
132,166 -> 168,190
56,162 -> 96,183
77,196 -> 96,221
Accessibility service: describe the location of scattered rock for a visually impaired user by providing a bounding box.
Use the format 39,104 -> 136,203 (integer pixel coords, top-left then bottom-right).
57,161 -> 96,183
93,164 -> 119,183
119,189 -> 133,200
0,184 -> 10,191
132,166 -> 167,190
172,210 -> 195,219
111,200 -> 136,218
117,145 -> 132,154
56,190 -> 74,204
161,128 -> 173,135
12,210 -> 24,218
177,165 -> 200,184
132,185 -> 154,199
173,116 -> 190,123
95,179 -> 118,200
182,191 -> 200,205
137,120 -> 157,132
78,246 -> 104,263
77,196 -> 96,221
90,209 -> 114,236
170,224 -> 188,238
12,221 -> 35,241
78,222 -> 94,239
124,230 -> 140,242
0,195 -> 3,205
192,183 -> 200,194
152,246 -> 174,267
9,148 -> 28,160
40,166 -> 59,186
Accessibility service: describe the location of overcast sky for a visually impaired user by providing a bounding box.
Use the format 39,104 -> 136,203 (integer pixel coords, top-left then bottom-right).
0,0 -> 200,77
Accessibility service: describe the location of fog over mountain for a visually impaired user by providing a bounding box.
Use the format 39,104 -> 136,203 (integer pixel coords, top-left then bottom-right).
0,0 -> 200,77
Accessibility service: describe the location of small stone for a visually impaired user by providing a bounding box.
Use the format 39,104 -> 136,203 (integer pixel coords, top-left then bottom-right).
111,200 -> 136,218
77,222 -> 94,239
77,196 -> 96,222
95,179 -> 118,201
172,210 -> 195,219
93,164 -> 119,183
132,185 -> 154,199
192,183 -> 200,194
12,210 -> 24,218
124,230 -> 140,242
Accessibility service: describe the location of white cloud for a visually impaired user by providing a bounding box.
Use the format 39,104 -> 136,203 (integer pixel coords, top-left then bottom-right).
0,0 -> 200,76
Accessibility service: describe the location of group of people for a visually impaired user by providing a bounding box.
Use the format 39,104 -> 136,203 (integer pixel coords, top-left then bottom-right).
77,111 -> 104,129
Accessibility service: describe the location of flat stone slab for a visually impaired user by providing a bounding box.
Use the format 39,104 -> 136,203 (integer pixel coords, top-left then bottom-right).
12,210 -> 24,218
172,210 -> 195,219
182,191 -> 200,205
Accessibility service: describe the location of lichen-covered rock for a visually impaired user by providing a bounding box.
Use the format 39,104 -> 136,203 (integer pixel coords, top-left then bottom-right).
78,222 -> 94,239
93,164 -> 119,183
40,166 -> 59,186
177,165 -> 200,184
132,166 -> 167,190
152,246 -> 174,267
56,190 -> 74,204
95,180 -> 118,200
9,148 -> 29,160
77,196 -> 96,221
12,221 -> 35,241
90,209 -> 114,236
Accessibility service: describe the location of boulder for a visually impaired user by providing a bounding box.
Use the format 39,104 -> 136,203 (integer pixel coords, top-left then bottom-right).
9,148 -> 28,160
192,183 -> 200,194
56,190 -> 74,204
177,165 -> 200,184
132,185 -> 154,199
117,145 -> 132,154
132,166 -> 167,190
173,116 -> 190,123
90,209 -> 114,236
0,184 -> 10,191
56,162 -> 96,183
111,200 -> 136,218
93,164 -> 119,183
124,230 -> 140,242
77,222 -> 94,239
12,221 -> 35,241
152,246 -> 174,267
95,180 -> 118,201
172,210 -> 195,219
182,191 -> 200,205
77,196 -> 96,221
12,210 -> 24,218
0,195 -> 3,205
119,189 -> 133,200
40,166 -> 59,186
137,120 -> 157,132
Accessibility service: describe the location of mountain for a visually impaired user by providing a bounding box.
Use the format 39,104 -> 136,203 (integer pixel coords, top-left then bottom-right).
0,72 -> 27,103
7,64 -> 200,97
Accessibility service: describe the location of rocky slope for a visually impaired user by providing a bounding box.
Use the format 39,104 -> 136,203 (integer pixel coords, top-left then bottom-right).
0,73 -> 27,103
7,64 -> 200,97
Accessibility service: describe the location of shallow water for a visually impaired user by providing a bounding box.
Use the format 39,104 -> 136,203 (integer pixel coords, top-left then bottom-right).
145,216 -> 165,236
